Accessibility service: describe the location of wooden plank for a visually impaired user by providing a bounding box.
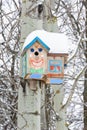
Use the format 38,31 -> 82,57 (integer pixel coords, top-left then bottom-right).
24,73 -> 47,83
47,53 -> 68,56
30,74 -> 45,79
47,73 -> 64,78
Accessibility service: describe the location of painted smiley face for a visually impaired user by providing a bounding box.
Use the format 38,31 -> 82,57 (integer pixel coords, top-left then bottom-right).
29,42 -> 45,69
30,58 -> 44,68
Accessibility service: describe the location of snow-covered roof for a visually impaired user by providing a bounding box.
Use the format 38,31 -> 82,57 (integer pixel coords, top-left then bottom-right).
24,36 -> 50,52
22,30 -> 69,54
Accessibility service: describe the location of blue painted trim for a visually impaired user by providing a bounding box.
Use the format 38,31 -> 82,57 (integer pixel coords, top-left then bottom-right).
24,37 -> 50,51
50,78 -> 63,84
30,73 -> 43,79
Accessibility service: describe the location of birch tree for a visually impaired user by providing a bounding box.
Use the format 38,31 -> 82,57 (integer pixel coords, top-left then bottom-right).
19,0 -> 67,130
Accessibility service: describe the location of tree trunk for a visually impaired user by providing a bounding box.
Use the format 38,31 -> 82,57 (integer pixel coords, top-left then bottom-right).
53,85 -> 68,130
18,81 -> 41,130
43,1 -> 67,130
18,0 -> 44,130
20,0 -> 43,45
43,0 -> 58,32
18,0 -> 68,130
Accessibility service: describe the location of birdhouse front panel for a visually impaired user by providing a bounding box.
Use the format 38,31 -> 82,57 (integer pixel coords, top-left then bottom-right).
47,54 -> 64,78
27,41 -> 47,75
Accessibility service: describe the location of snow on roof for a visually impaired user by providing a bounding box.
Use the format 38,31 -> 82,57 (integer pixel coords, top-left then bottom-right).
24,36 -> 50,51
22,30 -> 69,53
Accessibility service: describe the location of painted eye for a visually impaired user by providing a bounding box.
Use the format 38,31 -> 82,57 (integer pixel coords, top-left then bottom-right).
38,48 -> 43,52
30,48 -> 34,52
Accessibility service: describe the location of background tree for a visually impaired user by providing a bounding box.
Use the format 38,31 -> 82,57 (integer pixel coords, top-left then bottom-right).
83,0 -> 87,129
0,0 -> 21,129
55,0 -> 86,129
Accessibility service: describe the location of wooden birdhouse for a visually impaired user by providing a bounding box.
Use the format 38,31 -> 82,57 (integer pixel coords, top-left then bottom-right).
21,37 -> 49,78
20,30 -> 68,84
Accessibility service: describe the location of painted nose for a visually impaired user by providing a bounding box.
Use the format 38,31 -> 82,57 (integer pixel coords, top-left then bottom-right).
34,51 -> 39,56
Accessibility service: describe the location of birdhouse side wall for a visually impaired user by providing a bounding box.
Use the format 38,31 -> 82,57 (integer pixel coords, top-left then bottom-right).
47,55 -> 64,78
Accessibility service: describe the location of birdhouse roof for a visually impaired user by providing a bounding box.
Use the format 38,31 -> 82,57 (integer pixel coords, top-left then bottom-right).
23,36 -> 50,52
22,30 -> 69,54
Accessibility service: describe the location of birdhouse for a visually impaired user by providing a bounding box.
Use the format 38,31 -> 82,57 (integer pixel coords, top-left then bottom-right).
21,37 -> 49,78
20,30 -> 68,84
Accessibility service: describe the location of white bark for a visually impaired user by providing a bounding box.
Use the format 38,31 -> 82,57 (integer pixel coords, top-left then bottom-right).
53,85 -> 68,130
18,81 -> 41,130
20,0 -> 43,44
41,83 -> 47,130
18,0 -> 43,130
43,0 -> 58,32
18,0 -> 68,130
43,1 -> 68,130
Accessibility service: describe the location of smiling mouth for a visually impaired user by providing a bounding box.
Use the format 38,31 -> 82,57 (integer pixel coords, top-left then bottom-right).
30,59 -> 44,67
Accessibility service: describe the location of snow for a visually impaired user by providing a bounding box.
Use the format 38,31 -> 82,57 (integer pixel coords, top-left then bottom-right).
22,30 -> 69,53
